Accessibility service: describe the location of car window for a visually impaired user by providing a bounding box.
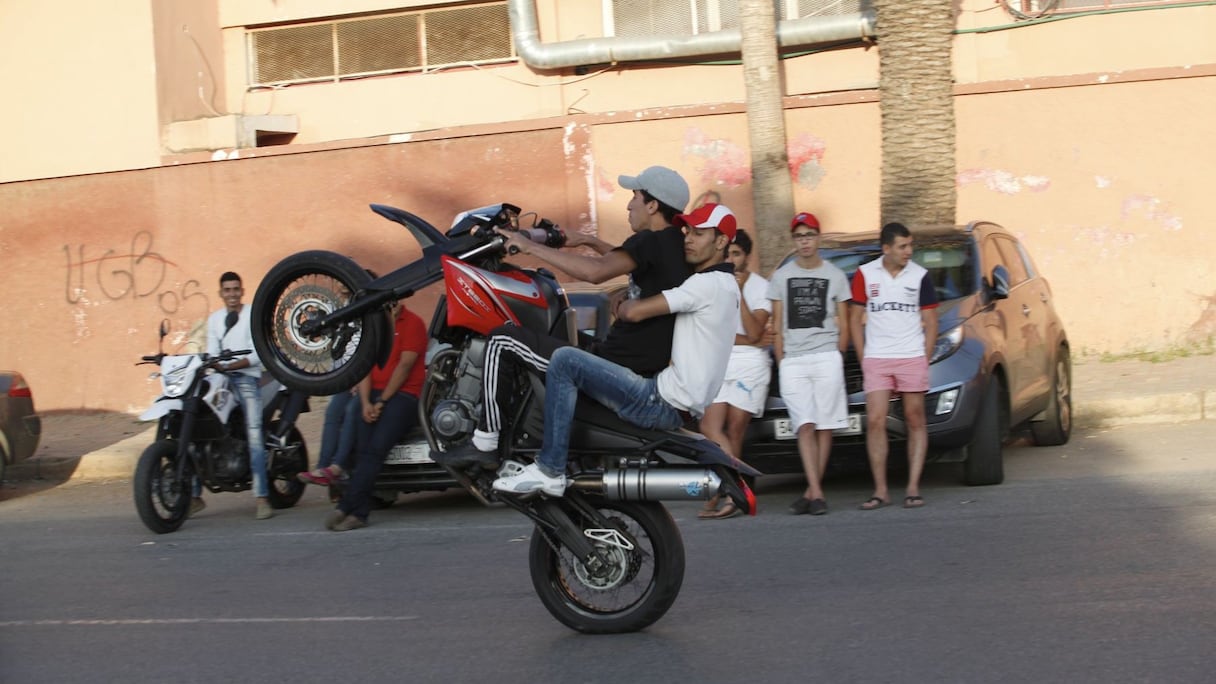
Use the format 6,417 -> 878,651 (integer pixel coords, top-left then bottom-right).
821,242 -> 974,302
993,236 -> 1029,286
1014,240 -> 1039,280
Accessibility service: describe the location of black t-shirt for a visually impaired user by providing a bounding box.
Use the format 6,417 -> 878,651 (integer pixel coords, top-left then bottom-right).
591,225 -> 693,376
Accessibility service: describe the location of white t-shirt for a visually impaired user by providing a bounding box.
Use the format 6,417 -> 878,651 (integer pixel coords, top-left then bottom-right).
656,264 -> 740,418
732,272 -> 772,364
206,304 -> 263,377
849,257 -> 939,359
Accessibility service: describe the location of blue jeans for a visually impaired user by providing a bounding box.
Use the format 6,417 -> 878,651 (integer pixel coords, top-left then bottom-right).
537,347 -> 682,475
338,390 -> 420,521
317,391 -> 359,470
230,374 -> 269,498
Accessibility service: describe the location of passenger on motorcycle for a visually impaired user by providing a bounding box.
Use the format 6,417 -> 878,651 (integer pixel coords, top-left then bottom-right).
437,165 -> 694,468
493,203 -> 741,496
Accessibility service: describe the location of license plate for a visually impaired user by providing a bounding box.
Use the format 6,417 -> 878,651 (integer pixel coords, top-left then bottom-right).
774,413 -> 862,440
384,440 -> 433,465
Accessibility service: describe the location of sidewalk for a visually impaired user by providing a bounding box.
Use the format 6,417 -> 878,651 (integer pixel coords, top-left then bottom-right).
8,353 -> 1215,484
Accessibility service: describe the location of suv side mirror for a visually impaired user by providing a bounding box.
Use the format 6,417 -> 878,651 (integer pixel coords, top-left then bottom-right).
987,265 -> 1011,300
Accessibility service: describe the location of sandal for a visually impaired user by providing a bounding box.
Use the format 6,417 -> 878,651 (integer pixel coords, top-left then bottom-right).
704,502 -> 742,520
903,495 -> 925,509
697,500 -> 722,520
859,496 -> 889,511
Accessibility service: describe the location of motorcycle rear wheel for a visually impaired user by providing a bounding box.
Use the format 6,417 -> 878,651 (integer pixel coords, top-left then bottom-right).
133,439 -> 192,534
529,498 -> 685,634
252,250 -> 386,395
266,421 -> 308,509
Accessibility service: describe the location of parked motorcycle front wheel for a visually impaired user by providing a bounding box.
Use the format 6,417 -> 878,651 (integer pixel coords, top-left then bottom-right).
133,439 -> 192,534
529,497 -> 685,634
252,250 -> 387,395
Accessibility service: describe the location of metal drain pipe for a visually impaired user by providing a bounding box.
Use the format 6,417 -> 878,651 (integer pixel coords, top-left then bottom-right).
509,0 -> 876,71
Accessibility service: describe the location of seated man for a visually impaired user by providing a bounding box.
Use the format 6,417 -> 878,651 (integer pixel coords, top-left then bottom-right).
493,203 -> 741,496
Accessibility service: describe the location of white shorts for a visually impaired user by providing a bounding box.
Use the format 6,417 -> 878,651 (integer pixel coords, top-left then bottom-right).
711,346 -> 772,417
778,350 -> 848,431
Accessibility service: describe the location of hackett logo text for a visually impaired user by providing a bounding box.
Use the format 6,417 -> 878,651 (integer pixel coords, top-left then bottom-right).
869,301 -> 920,312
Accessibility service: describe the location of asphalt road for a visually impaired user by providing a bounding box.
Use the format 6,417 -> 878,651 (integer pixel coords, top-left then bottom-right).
2,421 -> 1215,684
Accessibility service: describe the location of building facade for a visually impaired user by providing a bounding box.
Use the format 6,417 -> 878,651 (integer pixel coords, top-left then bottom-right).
2,0 -> 1213,411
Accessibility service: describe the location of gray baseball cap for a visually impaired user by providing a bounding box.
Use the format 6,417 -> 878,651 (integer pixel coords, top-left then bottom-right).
618,166 -> 690,212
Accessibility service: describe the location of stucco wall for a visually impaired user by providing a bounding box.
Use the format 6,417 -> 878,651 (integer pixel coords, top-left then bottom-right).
4,68 -> 1213,413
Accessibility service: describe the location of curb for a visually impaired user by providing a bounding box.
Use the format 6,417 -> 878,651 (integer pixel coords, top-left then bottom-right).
1073,390 -> 1215,428
15,390 -> 1214,485
67,426 -> 157,482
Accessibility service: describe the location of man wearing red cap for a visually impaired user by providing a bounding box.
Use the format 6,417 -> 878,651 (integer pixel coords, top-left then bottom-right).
493,203 -> 741,496
436,166 -> 693,469
767,212 -> 852,516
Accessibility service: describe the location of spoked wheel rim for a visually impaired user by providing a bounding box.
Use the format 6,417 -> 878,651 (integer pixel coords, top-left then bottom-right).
550,512 -> 655,615
266,276 -> 360,377
149,453 -> 189,521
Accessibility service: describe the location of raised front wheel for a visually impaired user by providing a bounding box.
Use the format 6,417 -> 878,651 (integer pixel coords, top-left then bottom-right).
251,251 -> 386,395
529,498 -> 685,634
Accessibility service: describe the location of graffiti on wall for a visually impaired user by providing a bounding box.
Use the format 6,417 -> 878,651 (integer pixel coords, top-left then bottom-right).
63,231 -> 211,348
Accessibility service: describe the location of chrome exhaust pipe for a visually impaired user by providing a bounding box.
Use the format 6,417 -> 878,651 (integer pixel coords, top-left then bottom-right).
571,468 -> 723,502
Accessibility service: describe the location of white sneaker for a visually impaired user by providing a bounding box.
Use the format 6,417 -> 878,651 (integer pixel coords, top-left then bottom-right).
492,461 -> 567,497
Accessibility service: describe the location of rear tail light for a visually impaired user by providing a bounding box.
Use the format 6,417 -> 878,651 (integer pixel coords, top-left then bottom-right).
8,373 -> 32,398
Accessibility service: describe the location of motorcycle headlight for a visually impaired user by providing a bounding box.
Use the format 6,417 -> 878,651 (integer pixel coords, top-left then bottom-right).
929,325 -> 964,364
162,366 -> 192,398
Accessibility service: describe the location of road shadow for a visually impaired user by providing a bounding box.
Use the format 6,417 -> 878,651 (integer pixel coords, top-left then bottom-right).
0,409 -> 146,501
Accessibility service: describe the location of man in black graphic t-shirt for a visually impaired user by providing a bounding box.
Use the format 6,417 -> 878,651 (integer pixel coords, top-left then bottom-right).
437,166 -> 694,468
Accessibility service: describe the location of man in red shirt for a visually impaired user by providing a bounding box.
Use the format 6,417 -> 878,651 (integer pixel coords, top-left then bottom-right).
327,300 -> 428,531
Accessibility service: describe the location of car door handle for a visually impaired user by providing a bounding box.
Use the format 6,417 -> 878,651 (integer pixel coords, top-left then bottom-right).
1022,304 -> 1031,316
1040,293 -> 1049,303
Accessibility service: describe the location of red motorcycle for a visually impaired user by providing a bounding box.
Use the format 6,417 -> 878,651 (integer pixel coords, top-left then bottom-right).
251,202 -> 757,633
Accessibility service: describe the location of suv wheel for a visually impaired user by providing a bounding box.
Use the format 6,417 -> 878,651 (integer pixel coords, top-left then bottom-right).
963,379 -> 1006,486
1030,349 -> 1071,446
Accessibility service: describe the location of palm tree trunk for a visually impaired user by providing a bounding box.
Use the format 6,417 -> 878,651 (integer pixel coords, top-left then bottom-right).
740,0 -> 795,274
876,0 -> 957,226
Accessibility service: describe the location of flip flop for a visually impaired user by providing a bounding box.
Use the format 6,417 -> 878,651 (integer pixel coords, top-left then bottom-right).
704,502 -> 742,520
859,496 -> 889,511
697,497 -> 722,519
903,495 -> 925,509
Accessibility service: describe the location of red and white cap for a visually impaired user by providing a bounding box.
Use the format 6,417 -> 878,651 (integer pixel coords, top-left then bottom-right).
674,203 -> 738,241
790,211 -> 821,233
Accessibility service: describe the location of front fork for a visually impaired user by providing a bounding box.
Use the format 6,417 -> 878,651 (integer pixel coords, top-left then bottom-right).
165,397 -> 202,486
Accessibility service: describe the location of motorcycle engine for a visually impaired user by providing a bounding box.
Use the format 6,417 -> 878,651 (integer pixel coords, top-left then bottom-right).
210,437 -> 250,482
427,338 -> 487,441
431,399 -> 476,440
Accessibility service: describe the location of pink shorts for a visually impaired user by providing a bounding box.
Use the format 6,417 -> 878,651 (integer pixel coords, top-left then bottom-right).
862,357 -> 929,393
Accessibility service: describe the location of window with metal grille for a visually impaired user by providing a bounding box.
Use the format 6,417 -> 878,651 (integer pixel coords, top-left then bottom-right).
1001,0 -> 1173,20
605,0 -> 863,38
248,2 -> 513,87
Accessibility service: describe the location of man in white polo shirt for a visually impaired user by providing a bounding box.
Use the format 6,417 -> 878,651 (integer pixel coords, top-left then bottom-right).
849,222 -> 939,510
492,203 -> 741,497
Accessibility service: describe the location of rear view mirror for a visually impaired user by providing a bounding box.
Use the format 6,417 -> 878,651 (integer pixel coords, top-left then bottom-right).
988,265 -> 1011,300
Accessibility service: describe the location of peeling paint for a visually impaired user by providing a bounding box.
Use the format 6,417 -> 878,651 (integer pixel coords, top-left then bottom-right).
787,133 -> 828,189
1095,176 -> 1112,189
1122,194 -> 1183,231
957,168 -> 1053,195
684,128 -> 749,187
388,133 -> 413,144
682,128 -> 829,189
